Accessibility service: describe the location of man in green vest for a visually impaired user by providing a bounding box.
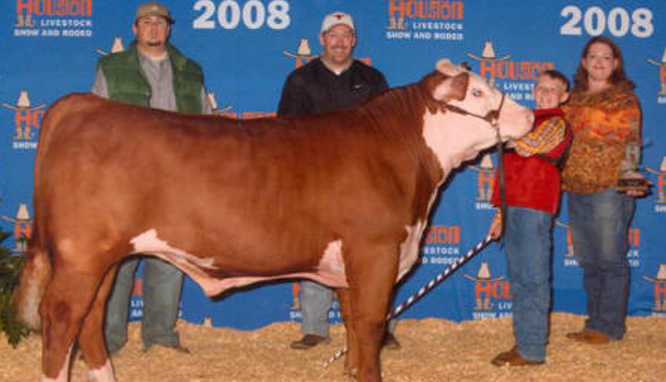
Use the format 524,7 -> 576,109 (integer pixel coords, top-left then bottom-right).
92,1 -> 211,355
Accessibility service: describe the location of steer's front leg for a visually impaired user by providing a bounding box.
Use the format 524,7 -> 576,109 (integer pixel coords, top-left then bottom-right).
344,243 -> 398,382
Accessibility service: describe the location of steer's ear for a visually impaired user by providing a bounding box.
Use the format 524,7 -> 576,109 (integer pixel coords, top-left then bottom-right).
433,72 -> 469,102
435,59 -> 459,75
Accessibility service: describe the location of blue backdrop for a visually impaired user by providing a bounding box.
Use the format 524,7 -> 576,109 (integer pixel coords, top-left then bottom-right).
1,0 -> 665,330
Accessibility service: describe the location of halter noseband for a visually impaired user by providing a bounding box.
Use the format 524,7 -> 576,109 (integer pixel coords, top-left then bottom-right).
440,92 -> 506,130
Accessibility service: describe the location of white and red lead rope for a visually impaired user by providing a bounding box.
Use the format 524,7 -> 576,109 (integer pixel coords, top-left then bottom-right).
322,234 -> 494,368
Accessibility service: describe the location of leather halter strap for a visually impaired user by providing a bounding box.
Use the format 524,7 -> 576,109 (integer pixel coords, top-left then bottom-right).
440,92 -> 506,130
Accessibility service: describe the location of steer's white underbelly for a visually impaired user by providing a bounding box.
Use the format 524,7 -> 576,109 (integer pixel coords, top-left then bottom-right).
129,227 -> 424,297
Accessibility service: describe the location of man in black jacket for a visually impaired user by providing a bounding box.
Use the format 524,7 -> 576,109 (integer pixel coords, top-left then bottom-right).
278,11 -> 400,350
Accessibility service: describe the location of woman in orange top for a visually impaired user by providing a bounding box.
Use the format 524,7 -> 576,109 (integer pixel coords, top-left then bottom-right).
562,36 -> 648,345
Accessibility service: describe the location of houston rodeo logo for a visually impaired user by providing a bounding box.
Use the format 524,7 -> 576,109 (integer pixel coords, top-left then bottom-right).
386,0 -> 465,41
14,0 -> 94,37
467,41 -> 511,87
95,36 -> 124,56
387,0 -> 464,29
646,47 -> 666,101
468,40 -> 552,102
470,153 -> 495,211
646,157 -> 666,212
1,203 -> 32,254
16,0 -> 92,26
643,264 -> 666,314
555,220 -> 577,266
464,261 -> 511,319
284,38 -> 319,68
3,90 -> 44,149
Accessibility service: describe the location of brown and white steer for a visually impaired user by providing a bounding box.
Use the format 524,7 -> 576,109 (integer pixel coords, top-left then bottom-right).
14,59 -> 532,382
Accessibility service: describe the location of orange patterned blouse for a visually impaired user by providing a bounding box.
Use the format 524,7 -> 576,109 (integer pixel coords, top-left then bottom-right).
561,83 -> 641,194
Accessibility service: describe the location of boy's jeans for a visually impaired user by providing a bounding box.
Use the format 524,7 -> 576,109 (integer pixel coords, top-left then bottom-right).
567,189 -> 634,339
504,206 -> 552,362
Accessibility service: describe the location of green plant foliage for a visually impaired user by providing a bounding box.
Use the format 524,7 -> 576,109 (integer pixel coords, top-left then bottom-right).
0,229 -> 30,346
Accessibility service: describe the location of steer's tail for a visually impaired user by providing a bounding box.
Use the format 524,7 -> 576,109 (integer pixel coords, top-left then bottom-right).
12,95 -> 79,330
13,227 -> 51,330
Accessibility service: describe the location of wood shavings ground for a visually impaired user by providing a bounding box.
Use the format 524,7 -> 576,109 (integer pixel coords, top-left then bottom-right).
2,313 -> 664,382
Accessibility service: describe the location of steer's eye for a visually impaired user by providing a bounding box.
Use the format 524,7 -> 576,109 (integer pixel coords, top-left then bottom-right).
472,89 -> 483,97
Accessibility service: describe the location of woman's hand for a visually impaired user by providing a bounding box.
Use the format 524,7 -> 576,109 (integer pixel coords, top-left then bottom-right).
616,171 -> 650,197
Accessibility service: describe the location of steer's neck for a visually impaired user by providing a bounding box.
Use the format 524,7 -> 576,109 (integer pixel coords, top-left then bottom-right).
355,83 -> 447,204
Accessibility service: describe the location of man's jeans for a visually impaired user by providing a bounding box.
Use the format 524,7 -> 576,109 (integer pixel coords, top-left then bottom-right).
299,280 -> 397,337
504,206 -> 552,362
568,189 -> 635,339
105,256 -> 184,352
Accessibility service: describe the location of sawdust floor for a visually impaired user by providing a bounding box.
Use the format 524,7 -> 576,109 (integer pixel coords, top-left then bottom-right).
2,313 -> 665,382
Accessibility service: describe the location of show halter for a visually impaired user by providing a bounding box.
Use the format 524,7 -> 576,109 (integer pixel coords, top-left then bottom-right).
442,92 -> 508,234
441,91 -> 506,129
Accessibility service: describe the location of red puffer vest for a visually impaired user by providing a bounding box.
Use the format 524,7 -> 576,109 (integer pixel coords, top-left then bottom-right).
491,108 -> 572,214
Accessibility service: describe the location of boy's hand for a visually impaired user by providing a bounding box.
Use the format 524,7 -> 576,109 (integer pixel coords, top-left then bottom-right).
488,213 -> 503,240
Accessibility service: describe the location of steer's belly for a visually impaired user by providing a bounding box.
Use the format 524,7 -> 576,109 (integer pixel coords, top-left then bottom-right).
188,272 -> 348,298
129,226 -> 425,297
129,230 -> 349,297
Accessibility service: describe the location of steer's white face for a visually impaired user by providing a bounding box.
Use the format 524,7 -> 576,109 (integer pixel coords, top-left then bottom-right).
422,59 -> 533,175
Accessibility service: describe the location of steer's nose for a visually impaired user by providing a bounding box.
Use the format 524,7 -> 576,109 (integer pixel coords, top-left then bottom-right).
525,110 -> 535,126
499,109 -> 534,141
517,110 -> 535,137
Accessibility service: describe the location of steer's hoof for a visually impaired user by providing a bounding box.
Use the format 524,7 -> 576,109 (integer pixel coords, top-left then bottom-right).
343,367 -> 357,379
382,332 -> 401,350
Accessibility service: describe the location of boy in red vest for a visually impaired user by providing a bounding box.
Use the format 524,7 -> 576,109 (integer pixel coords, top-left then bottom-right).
488,70 -> 572,366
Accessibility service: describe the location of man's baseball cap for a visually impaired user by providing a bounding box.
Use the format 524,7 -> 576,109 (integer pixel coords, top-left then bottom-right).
320,12 -> 355,34
135,2 -> 175,24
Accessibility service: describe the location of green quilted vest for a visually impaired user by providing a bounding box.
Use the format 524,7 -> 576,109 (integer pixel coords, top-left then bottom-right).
97,41 -> 203,113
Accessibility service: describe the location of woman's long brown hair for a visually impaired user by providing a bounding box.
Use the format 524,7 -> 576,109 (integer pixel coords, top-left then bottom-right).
572,36 -> 635,91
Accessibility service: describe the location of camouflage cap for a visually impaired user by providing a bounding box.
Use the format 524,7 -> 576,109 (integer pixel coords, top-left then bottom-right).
135,2 -> 175,24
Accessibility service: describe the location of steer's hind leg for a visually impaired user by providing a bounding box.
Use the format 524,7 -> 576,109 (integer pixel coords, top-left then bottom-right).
78,264 -> 119,382
336,287 -> 358,376
344,243 -> 399,382
39,265 -> 106,382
